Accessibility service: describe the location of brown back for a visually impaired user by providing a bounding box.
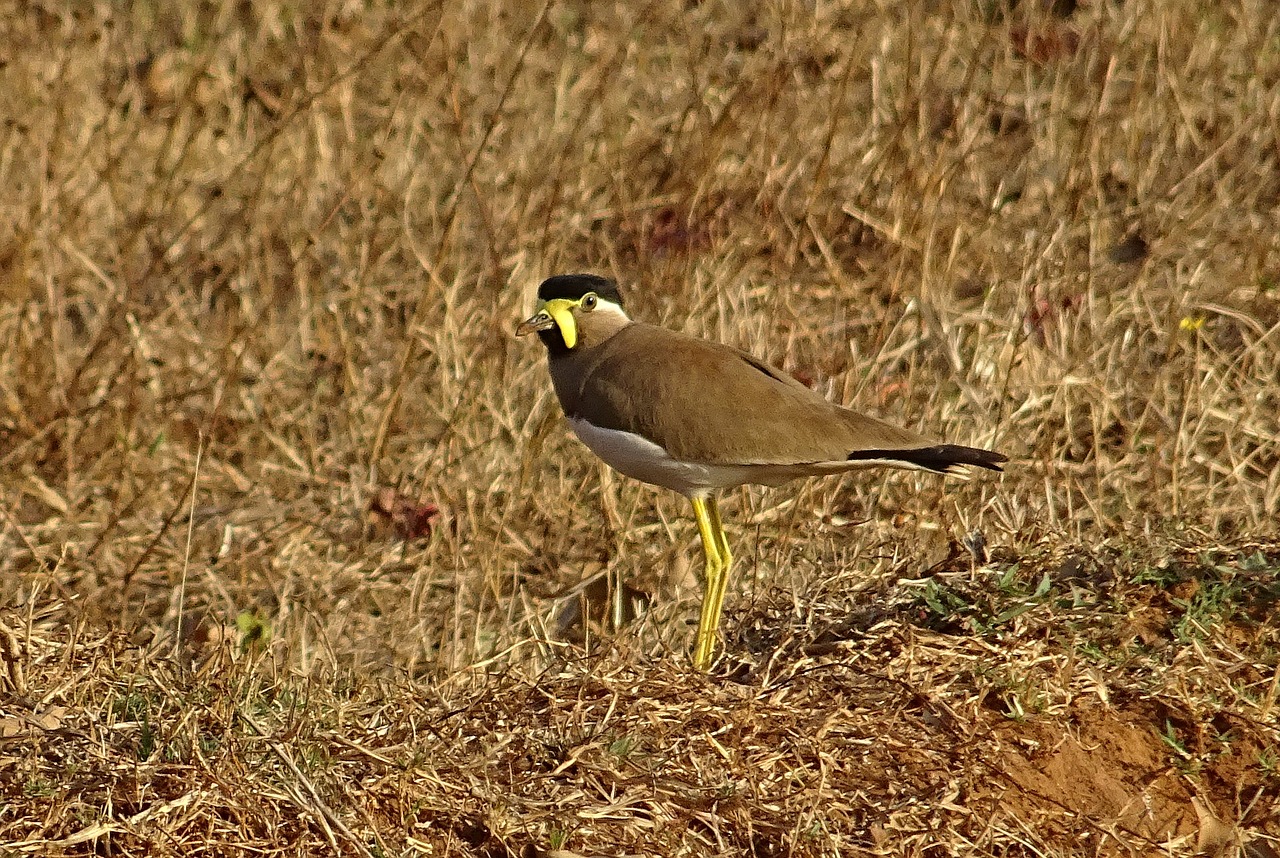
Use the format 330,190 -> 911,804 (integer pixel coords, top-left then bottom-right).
549,322 -> 932,466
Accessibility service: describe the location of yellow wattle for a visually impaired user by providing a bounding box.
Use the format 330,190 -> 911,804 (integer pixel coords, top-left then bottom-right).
545,301 -> 579,349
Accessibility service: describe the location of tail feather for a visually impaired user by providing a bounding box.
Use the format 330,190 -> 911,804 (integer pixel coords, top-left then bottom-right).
847,444 -> 1007,474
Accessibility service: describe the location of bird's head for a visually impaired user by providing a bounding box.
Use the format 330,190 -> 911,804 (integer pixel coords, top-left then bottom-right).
516,273 -> 629,353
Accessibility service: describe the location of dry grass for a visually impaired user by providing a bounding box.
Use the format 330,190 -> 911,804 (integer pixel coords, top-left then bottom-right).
1,0 -> 1278,855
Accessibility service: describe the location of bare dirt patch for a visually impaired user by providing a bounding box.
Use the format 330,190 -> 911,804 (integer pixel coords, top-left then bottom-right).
3,539 -> 1277,856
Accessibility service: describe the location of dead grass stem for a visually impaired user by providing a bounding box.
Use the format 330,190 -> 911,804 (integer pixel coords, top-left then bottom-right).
2,1 -> 1278,854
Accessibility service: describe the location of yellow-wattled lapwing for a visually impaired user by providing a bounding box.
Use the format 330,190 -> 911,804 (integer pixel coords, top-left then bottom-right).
518,273 -> 1005,669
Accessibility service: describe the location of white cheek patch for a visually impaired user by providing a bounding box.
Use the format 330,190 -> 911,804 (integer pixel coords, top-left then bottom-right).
591,300 -> 628,323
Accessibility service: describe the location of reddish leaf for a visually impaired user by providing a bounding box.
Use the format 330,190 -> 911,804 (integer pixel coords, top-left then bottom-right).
369,488 -> 440,541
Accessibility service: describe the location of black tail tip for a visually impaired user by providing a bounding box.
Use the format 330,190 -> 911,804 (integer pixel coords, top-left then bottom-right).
848,444 -> 1008,474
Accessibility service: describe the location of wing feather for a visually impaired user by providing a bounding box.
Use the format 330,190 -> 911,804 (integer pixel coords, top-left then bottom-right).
564,323 -> 934,465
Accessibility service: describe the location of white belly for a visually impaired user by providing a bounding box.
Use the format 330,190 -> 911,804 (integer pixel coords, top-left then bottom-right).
566,418 -> 748,497
567,417 -> 911,497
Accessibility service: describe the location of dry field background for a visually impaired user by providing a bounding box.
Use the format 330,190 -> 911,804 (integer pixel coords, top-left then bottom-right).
1,0 -> 1278,855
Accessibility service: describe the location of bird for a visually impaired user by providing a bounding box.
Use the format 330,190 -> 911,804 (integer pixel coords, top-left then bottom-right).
516,273 -> 1006,669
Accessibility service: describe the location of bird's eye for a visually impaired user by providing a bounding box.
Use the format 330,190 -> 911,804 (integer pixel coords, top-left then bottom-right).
581,293 -> 598,311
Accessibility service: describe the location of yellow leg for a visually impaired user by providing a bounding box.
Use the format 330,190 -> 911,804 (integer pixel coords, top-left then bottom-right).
690,495 -> 732,670
705,495 -> 733,643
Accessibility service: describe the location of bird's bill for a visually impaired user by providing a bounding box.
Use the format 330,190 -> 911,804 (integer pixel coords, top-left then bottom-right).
515,299 -> 578,348
515,311 -> 555,336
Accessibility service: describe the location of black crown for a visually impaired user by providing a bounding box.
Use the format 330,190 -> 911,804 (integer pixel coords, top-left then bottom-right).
536,273 -> 624,307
